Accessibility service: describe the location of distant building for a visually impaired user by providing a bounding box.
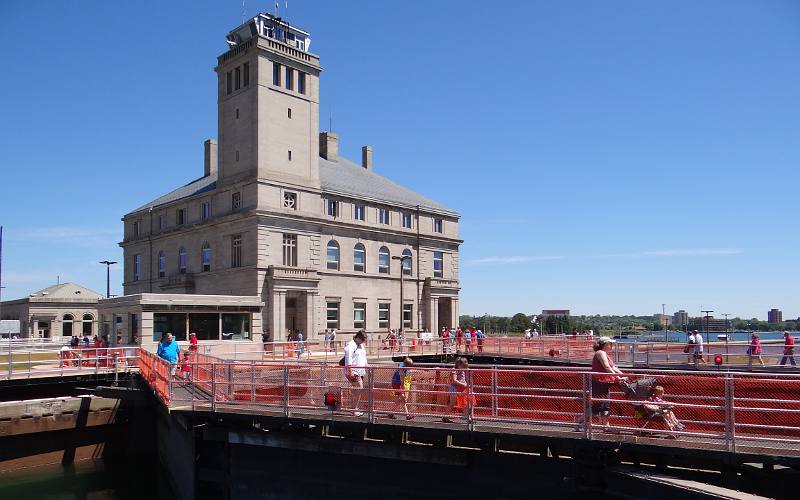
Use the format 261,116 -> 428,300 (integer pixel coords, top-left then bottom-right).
672,310 -> 689,327
689,315 -> 727,332
541,309 -> 570,317
0,283 -> 102,339
653,314 -> 671,327
768,309 -> 783,323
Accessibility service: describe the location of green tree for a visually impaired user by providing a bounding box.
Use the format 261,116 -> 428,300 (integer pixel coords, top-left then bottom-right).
509,313 -> 530,332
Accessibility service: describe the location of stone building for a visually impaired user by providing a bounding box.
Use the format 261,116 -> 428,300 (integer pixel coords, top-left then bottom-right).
119,13 -> 461,342
0,283 -> 102,339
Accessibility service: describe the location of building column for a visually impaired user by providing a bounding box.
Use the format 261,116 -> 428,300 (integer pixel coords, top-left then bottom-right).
428,297 -> 438,333
451,297 -> 459,330
270,291 -> 287,342
305,291 -> 317,339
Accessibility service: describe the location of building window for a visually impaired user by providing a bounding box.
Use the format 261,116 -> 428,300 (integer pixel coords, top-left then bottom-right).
354,203 -> 365,221
402,213 -> 412,229
133,255 -> 141,281
433,251 -> 443,278
326,302 -> 339,330
234,66 -> 241,90
378,303 -> 390,329
236,108 -> 239,119
177,208 -> 186,225
353,302 -> 366,330
288,150 -> 292,161
327,199 -> 339,217
201,201 -> 211,219
231,234 -> 242,268
402,249 -> 412,275
273,62 -> 281,86
434,218 -> 443,233
283,191 -> 297,210
378,246 -> 390,274
158,214 -> 166,230
283,234 -> 298,267
132,221 -> 140,238
353,243 -> 366,272
298,72 -> 306,94
232,191 -> 242,211
63,314 -> 73,337
288,108 -> 292,119
201,243 -> 211,272
82,314 -> 93,336
403,304 -> 413,330
285,67 -> 293,90
243,62 -> 249,86
326,240 -> 340,270
179,247 -> 188,274
378,208 -> 389,225
158,251 -> 166,278
226,71 -> 232,94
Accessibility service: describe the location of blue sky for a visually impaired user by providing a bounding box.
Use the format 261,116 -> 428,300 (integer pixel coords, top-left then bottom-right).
0,1 -> 798,320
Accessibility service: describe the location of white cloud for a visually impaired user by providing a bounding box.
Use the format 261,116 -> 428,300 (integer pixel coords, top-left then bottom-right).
643,249 -> 743,257
465,255 -> 563,265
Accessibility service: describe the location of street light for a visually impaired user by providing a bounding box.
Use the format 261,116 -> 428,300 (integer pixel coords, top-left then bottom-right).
99,261 -> 117,298
701,309 -> 714,346
391,255 -> 412,336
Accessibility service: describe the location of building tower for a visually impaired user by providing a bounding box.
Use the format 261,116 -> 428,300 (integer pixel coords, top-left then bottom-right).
217,14 -> 321,190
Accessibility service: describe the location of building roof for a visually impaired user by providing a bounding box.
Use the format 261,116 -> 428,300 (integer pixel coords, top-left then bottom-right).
319,156 -> 457,216
128,156 -> 457,217
28,283 -> 104,300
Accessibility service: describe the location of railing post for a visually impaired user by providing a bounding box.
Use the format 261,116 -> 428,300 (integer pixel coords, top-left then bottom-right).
646,343 -> 651,367
211,364 -> 217,412
367,367 -> 375,423
566,339 -> 570,361
583,372 -> 592,440
725,374 -> 736,454
283,365 -> 290,417
168,362 -> 174,404
250,360 -> 256,403
7,348 -> 11,379
467,369 -> 475,432
491,365 -> 498,418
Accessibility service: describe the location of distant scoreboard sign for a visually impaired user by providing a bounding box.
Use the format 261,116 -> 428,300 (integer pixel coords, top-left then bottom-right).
0,320 -> 21,335
541,310 -> 570,316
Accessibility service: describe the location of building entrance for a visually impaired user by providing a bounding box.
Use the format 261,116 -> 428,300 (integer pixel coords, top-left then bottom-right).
437,298 -> 452,333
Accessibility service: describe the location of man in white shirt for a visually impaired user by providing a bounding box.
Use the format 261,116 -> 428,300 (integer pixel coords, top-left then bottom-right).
693,330 -> 706,366
344,331 -> 368,416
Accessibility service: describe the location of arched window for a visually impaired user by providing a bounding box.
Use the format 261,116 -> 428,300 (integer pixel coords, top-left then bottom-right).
353,243 -> 366,272
326,240 -> 340,270
378,246 -> 390,274
201,243 -> 211,272
82,314 -> 93,336
179,247 -> 188,274
62,314 -> 74,337
158,251 -> 166,278
402,249 -> 413,275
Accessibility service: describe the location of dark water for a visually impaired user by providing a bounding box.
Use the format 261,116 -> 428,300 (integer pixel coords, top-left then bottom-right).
0,460 -> 162,500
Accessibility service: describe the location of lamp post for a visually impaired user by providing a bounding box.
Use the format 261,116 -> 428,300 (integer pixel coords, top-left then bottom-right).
663,303 -> 667,343
701,309 -> 714,346
99,261 -> 117,298
391,255 -> 412,336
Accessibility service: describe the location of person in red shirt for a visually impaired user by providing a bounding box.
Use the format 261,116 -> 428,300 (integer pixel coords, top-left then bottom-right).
780,331 -> 796,367
189,332 -> 199,353
455,328 -> 463,351
179,351 -> 192,380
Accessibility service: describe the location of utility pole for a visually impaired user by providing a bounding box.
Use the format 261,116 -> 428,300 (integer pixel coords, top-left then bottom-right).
99,261 -> 117,299
701,310 -> 714,346
391,255 -> 412,336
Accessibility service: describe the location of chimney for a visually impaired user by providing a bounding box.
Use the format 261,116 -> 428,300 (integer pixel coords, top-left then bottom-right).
204,139 -> 218,177
361,145 -> 373,170
319,132 -> 339,162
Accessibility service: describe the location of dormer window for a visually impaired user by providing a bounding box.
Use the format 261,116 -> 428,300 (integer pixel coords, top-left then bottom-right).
283,192 -> 297,210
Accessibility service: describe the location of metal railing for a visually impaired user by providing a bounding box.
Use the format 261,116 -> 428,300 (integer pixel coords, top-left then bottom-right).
139,349 -> 800,458
1,346 -> 139,380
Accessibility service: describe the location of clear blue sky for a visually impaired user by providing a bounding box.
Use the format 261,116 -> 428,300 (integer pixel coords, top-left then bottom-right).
1,1 -> 798,320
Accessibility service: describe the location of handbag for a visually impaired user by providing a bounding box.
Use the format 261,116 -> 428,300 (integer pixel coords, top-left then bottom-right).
683,345 -> 690,354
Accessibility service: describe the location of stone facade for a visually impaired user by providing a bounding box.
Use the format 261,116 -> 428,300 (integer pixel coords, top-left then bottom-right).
119,13 -> 461,341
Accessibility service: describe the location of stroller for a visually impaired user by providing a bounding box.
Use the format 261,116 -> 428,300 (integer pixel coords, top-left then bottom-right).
620,377 -> 683,436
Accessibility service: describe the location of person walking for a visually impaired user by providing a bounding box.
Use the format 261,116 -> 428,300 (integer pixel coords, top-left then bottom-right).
156,332 -> 181,375
684,331 -> 696,364
343,331 -> 368,416
188,332 -> 198,353
692,330 -> 707,366
443,357 -> 474,423
587,337 -> 626,428
748,333 -> 765,367
476,329 -> 485,353
296,332 -> 305,359
388,357 -> 415,420
329,329 -> 337,352
779,331 -> 796,367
